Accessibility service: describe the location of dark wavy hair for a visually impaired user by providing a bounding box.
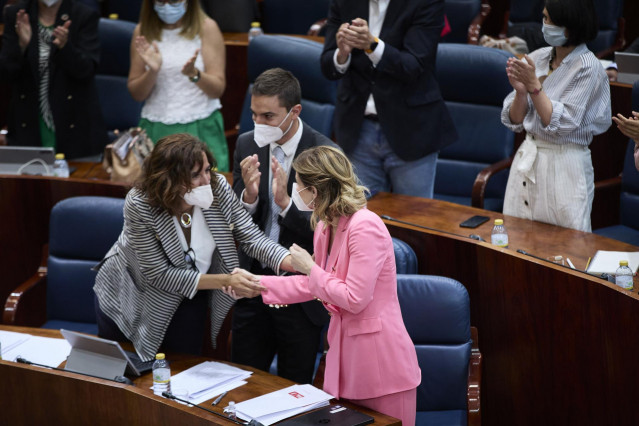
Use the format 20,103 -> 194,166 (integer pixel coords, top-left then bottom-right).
137,133 -> 217,216
545,0 -> 598,46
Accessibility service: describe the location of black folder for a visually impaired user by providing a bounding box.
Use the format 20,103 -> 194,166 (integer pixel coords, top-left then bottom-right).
277,405 -> 374,426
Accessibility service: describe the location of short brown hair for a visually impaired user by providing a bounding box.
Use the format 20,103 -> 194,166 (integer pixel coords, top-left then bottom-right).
137,133 -> 217,216
293,146 -> 368,229
251,68 -> 301,111
139,0 -> 205,42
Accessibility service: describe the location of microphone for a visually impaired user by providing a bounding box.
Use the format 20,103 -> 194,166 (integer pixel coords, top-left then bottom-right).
161,392 -> 256,425
15,356 -> 134,385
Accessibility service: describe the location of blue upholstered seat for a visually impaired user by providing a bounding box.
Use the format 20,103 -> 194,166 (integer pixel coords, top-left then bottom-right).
106,0 -> 142,23
594,141 -> 639,246
42,197 -> 125,334
397,274 -> 481,426
434,43 -> 515,212
238,35 -> 337,139
96,18 -> 142,140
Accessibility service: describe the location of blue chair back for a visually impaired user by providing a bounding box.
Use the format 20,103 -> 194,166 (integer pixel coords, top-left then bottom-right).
587,0 -> 623,55
200,0 -> 259,32
392,238 -> 418,274
262,0 -> 330,35
239,35 -> 337,138
441,0 -> 481,44
434,44 -> 515,212
96,18 -> 143,138
397,275 -> 472,425
45,197 -> 125,334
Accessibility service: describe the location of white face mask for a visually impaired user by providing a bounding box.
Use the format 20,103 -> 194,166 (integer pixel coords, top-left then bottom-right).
253,109 -> 295,148
542,23 -> 568,47
183,184 -> 214,209
154,1 -> 187,25
291,182 -> 314,212
40,0 -> 60,7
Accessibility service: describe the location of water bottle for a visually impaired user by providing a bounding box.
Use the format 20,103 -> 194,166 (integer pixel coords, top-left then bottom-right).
53,153 -> 70,178
491,219 -> 508,248
225,401 -> 237,419
152,353 -> 171,396
615,260 -> 634,290
248,22 -> 264,42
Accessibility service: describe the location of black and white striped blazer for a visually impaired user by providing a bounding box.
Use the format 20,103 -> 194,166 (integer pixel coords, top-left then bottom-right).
94,174 -> 289,361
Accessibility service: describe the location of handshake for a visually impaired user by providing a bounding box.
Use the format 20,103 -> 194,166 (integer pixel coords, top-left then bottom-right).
222,268 -> 264,299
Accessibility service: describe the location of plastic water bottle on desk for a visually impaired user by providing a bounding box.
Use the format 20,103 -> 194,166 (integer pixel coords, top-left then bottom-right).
152,353 -> 171,396
248,22 -> 264,42
615,260 -> 633,290
491,219 -> 508,248
53,153 -> 70,177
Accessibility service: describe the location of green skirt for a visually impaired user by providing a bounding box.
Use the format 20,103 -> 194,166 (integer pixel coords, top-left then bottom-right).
139,109 -> 229,172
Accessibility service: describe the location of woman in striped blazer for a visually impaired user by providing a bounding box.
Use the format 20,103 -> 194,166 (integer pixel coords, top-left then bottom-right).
94,133 -> 293,361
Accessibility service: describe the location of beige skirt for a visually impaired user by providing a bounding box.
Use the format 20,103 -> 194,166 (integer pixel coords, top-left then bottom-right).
503,134 -> 594,232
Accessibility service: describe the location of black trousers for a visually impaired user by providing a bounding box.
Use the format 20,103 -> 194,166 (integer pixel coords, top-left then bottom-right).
95,291 -> 208,357
231,296 -> 323,384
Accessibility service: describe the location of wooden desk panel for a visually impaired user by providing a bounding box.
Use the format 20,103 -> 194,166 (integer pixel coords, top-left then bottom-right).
0,326 -> 400,426
368,193 -> 639,426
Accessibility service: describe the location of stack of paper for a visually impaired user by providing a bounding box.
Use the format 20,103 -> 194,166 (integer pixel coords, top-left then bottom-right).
233,384 -> 334,426
168,361 -> 252,405
0,330 -> 71,367
586,250 -> 639,275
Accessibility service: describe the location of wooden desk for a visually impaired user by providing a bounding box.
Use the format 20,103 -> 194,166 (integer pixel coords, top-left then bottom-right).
368,193 -> 639,426
0,325 -> 399,426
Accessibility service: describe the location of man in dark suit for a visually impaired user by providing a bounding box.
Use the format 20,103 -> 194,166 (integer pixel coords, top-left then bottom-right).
231,68 -> 332,384
320,0 -> 457,198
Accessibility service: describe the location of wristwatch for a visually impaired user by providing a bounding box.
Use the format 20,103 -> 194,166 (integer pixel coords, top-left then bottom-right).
189,69 -> 201,83
365,37 -> 379,54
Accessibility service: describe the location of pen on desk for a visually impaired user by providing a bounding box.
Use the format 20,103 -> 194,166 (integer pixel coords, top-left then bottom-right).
566,258 -> 576,269
211,391 -> 228,406
586,257 -> 592,271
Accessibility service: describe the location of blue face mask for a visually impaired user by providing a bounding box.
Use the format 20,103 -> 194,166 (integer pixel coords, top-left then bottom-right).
154,1 -> 187,25
542,23 -> 568,47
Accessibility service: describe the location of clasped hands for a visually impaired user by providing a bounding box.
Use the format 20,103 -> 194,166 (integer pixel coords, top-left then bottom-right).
505,55 -> 541,95
336,18 -> 376,63
221,244 -> 315,300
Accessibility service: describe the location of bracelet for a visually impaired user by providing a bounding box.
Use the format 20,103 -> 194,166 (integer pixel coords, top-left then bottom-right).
529,86 -> 543,95
189,69 -> 201,83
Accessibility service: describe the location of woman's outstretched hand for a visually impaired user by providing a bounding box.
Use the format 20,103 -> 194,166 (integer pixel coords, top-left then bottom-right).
221,268 -> 264,299
290,244 -> 315,275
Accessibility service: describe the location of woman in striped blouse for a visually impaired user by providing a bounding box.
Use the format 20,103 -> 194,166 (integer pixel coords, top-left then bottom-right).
94,133 -> 293,361
500,0 -> 611,232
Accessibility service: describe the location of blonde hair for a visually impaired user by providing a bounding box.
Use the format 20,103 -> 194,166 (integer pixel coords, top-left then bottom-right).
292,146 -> 368,229
139,0 -> 205,42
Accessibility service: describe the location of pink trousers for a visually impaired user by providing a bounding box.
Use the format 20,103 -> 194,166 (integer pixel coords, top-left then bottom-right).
349,388 -> 417,426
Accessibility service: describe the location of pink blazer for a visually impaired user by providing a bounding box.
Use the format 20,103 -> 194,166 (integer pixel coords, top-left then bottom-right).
261,208 -> 421,399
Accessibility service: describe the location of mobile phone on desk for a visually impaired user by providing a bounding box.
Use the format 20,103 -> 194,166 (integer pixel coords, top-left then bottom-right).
459,215 -> 490,228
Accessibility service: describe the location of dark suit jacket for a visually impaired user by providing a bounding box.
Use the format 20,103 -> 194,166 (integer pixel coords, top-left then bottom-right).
0,0 -> 108,159
320,0 -> 457,161
232,120 -> 336,326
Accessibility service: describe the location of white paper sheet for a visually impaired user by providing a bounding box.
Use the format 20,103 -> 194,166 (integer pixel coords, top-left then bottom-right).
3,335 -> 71,367
233,384 -> 334,426
168,361 -> 252,399
0,330 -> 31,356
586,250 -> 639,275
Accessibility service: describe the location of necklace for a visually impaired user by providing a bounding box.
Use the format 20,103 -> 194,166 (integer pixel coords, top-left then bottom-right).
180,212 -> 192,228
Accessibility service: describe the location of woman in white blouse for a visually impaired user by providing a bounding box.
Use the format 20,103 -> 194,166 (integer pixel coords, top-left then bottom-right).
127,0 -> 229,170
501,0 -> 611,232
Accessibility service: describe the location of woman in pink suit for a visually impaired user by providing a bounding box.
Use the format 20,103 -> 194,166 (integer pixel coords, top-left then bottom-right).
258,146 -> 420,426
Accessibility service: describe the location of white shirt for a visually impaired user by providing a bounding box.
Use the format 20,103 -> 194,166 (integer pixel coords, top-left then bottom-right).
333,0 -> 390,115
172,206 -> 216,298
501,44 -> 611,146
241,117 -> 304,216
